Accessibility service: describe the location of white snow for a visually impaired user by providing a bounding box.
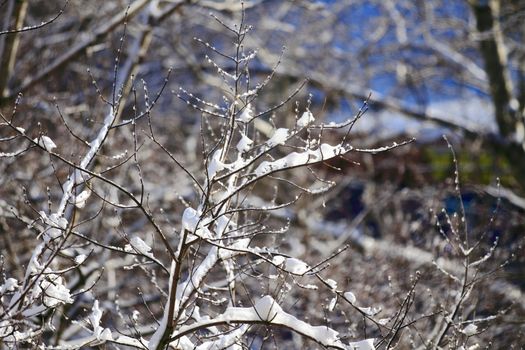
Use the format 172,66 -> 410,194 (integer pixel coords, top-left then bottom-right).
236,132 -> 253,153
88,300 -> 106,329
267,128 -> 289,146
215,215 -> 232,235
254,143 -> 346,176
89,300 -> 113,341
461,323 -> 478,336
328,297 -> 337,311
74,188 -> 92,208
358,307 -> 380,316
99,328 -> 113,341
351,338 -> 376,350
175,295 -> 374,349
132,310 -> 140,322
17,277 -> 72,318
169,335 -> 195,350
125,237 -> 154,258
57,106 -> 116,216
218,238 -> 250,260
378,318 -> 390,325
38,212 -> 68,242
207,150 -> 227,179
181,208 -> 212,239
284,257 -> 310,275
148,300 -> 169,349
302,284 -> 319,290
194,325 -> 248,350
326,279 -> 338,290
254,295 -> 281,320
238,104 -> 254,122
26,244 -> 44,275
0,328 -> 37,344
182,207 -> 200,232
42,228 -> 61,243
0,278 -> 18,293
34,135 -> 57,151
344,291 -> 356,304
0,320 -> 13,340
37,275 -> 74,306
75,254 -> 87,264
272,255 -> 286,266
40,212 -> 68,229
297,110 -> 315,128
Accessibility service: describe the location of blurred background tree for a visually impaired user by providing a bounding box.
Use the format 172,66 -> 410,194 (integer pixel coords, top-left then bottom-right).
3,0 -> 525,190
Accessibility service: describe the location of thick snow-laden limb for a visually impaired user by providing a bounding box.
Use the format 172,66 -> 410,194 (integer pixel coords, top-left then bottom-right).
3,93 -> 124,344
5,111 -> 94,313
254,143 -> 349,177
147,261 -> 175,350
170,295 -> 375,350
57,106 -> 116,216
